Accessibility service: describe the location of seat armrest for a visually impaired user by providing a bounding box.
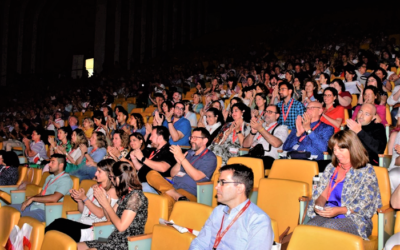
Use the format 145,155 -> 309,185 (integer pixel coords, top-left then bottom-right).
66,211 -> 82,221
378,155 -> 392,168
0,191 -> 11,204
10,190 -> 26,204
0,185 -> 19,191
197,181 -> 214,206
93,221 -> 115,240
197,181 -> 213,186
377,204 -> 394,214
45,202 -> 63,226
299,196 -> 311,202
66,211 -> 82,215
239,148 -> 249,156
127,234 -> 153,250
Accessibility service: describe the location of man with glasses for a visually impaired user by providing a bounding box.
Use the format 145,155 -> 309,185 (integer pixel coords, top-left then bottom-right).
346,103 -> 386,165
283,101 -> 334,171
275,81 -> 305,130
190,164 -> 273,250
162,102 -> 191,146
146,128 -> 217,213
243,105 -> 288,169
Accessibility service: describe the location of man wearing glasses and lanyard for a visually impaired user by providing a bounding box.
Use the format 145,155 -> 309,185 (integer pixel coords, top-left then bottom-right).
146,128 -> 217,214
190,164 -> 273,250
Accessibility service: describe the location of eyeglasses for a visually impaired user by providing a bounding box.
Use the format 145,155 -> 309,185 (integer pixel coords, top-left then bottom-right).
323,94 -> 333,97
306,107 -> 321,110
189,136 -> 205,141
265,110 -> 278,114
175,107 -> 184,111
279,88 -> 287,91
217,180 -> 242,186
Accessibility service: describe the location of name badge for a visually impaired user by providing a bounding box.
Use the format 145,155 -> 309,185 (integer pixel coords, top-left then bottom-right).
176,172 -> 186,177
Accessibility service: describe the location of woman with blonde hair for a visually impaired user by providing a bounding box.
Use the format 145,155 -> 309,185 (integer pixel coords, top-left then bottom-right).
82,117 -> 94,139
306,130 -> 381,240
58,128 -> 89,173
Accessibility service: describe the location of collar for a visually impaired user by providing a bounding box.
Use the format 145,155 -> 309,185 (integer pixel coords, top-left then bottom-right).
51,171 -> 66,178
310,120 -> 321,126
190,147 -> 208,157
265,121 -> 278,129
223,199 -> 250,216
206,122 -> 221,132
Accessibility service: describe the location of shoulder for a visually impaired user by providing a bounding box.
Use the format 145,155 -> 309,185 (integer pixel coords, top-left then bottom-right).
107,187 -> 118,199
246,203 -> 271,224
341,91 -> 352,97
320,122 -> 334,131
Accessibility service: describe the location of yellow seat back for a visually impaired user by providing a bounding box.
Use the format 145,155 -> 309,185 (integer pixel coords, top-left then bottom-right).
395,211 -> 400,234
150,225 -> 195,250
257,178 -> 308,235
169,201 -> 213,231
271,219 -> 279,243
351,94 -> 358,108
0,207 -> 21,247
18,217 -> 45,250
16,166 -> 28,185
41,230 -> 76,250
211,173 -> 219,208
61,195 -> 78,218
211,156 -> 223,181
386,105 -> 392,126
80,180 -> 97,194
269,159 -> 318,196
24,168 -> 44,186
38,171 -> 50,187
144,193 -> 169,234
226,157 -> 264,189
287,225 -> 364,250
69,175 -> 79,190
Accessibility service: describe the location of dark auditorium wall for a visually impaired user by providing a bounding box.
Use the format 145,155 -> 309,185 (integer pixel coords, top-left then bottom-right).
0,0 -> 215,86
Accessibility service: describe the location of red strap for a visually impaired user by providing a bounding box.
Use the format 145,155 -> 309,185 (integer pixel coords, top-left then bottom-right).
282,98 -> 294,122
41,172 -> 66,195
257,123 -> 278,140
189,149 -> 209,166
298,121 -> 322,142
213,200 -> 251,249
326,165 -> 351,201
149,149 -> 160,160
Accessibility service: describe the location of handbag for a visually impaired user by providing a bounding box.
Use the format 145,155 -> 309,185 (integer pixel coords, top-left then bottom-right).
5,223 -> 32,250
287,151 -> 311,159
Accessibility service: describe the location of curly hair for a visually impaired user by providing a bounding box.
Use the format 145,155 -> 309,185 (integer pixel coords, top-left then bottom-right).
71,129 -> 89,149
113,129 -> 129,148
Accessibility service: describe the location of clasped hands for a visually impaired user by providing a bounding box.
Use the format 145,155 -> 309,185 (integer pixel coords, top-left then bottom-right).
295,114 -> 311,137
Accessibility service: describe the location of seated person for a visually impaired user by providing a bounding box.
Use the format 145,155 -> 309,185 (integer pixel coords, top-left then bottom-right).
81,117 -> 94,139
0,150 -> 19,185
56,129 -> 89,173
306,130 -> 381,240
321,87 -> 344,133
197,107 -> 224,146
68,132 -> 108,181
346,103 -> 386,166
352,86 -> 387,125
2,121 -> 25,151
104,129 -> 130,161
113,107 -> 130,134
49,126 -> 72,157
161,102 -> 191,146
68,115 -> 79,131
275,81 -> 305,130
45,159 -> 118,242
129,126 -> 177,193
46,110 -> 64,132
190,164 -> 273,250
128,113 -> 146,136
387,131 -> 400,192
182,100 -> 198,127
22,128 -> 49,164
243,105 -> 288,170
384,183 -> 400,249
8,154 -> 73,222
147,128 -> 217,213
77,161 -> 148,250
283,101 -> 334,170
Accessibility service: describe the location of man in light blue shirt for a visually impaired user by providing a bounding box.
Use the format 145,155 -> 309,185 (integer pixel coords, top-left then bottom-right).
8,154 -> 73,222
190,164 -> 274,250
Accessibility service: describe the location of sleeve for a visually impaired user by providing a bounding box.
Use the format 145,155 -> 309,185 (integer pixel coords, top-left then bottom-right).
274,125 -> 289,144
387,86 -> 400,105
377,105 -> 388,125
301,125 -> 334,156
357,124 -> 386,154
159,151 -> 178,171
189,210 -> 215,250
282,129 -> 300,151
162,120 -> 168,129
54,176 -> 73,196
196,153 -> 217,181
126,192 -> 143,213
177,119 -> 191,135
91,148 -> 107,162
245,213 -> 274,250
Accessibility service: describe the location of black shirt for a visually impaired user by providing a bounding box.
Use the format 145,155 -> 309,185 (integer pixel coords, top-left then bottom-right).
137,143 -> 177,182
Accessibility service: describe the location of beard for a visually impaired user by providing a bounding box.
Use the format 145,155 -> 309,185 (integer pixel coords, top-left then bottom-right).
174,113 -> 183,119
191,142 -> 200,151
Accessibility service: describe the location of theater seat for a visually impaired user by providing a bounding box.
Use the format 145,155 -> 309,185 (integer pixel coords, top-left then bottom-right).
0,206 -> 21,247
18,216 -> 45,250
40,231 -> 76,250
287,225 -> 364,250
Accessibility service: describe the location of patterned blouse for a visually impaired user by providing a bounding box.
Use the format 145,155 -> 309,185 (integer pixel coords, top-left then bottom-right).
307,163 -> 382,240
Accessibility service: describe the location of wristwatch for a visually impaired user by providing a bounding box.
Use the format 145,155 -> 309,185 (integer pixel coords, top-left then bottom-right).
236,130 -> 242,134
140,156 -> 146,163
346,206 -> 351,216
306,129 -> 312,135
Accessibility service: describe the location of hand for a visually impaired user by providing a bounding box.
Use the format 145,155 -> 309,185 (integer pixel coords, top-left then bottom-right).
251,110 -> 259,118
145,123 -> 152,135
295,115 -> 305,136
71,188 -> 86,201
93,186 -> 110,207
250,117 -> 263,132
302,113 -> 311,131
22,137 -> 30,145
122,126 -> 130,134
389,74 -> 399,82
21,198 -> 34,211
165,109 -> 174,122
315,206 -> 343,218
170,145 -> 188,163
346,119 -> 362,133
133,148 -> 144,160
233,121 -> 241,132
301,90 -> 306,98
79,144 -> 88,154
108,146 -> 121,158
57,145 -> 66,155
86,160 -> 97,167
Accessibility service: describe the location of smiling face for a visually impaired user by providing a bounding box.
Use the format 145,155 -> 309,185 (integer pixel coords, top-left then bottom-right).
129,135 -> 143,150
206,111 -> 218,126
174,103 -> 185,118
255,96 -> 266,109
94,118 -> 101,127
323,90 -> 336,106
112,133 -> 122,148
129,116 -> 137,126
90,133 -> 98,147
231,107 -> 244,121
305,81 -> 315,94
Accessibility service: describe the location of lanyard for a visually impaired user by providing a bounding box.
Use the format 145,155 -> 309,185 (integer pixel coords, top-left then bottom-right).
41,172 -> 66,195
282,98 -> 294,122
298,121 -> 321,142
213,200 -> 251,249
149,149 -> 160,160
326,165 -> 350,201
232,129 -> 241,143
257,123 -> 278,140
87,184 -> 101,217
90,148 -> 97,154
189,149 -> 209,166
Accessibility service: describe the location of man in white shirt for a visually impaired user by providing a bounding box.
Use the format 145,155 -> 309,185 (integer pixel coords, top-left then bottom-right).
243,105 -> 288,169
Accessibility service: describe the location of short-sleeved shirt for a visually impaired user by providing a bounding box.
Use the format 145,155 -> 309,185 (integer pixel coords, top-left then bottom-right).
87,147 -> 107,163
138,144 -> 177,182
321,106 -> 344,133
277,98 -> 305,130
30,171 -> 73,211
339,91 -> 352,110
172,148 -> 217,196
162,117 -> 191,146
29,140 -> 49,162
250,123 -> 289,159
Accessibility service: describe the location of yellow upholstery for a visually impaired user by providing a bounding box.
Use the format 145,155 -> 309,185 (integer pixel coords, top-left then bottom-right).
38,172 -> 50,187
79,180 -> 97,194
24,168 -> 44,186
25,184 -> 43,198
395,211 -> 400,234
392,246 -> 400,250
287,225 -> 364,250
69,175 -> 79,190
386,105 -> 392,126
169,201 -> 213,232
131,108 -> 144,113
0,191 -> 11,204
211,156 -> 223,181
226,157 -> 264,188
40,231 -> 76,250
0,207 -> 21,247
211,173 -> 219,208
150,224 -> 196,250
351,94 -> 358,108
269,159 -> 317,196
144,107 -> 156,113
18,217 -> 45,250
16,166 -> 28,185
144,193 -> 169,234
343,108 -> 349,126
257,178 -> 308,235
271,219 -> 279,243
61,195 -> 78,219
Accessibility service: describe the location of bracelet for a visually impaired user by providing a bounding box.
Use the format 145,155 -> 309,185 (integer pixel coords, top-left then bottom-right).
258,127 -> 265,132
167,121 -> 173,123
82,198 -> 88,203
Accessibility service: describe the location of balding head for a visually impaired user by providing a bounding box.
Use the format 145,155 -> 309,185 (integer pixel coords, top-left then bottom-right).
306,101 -> 323,122
357,103 -> 376,126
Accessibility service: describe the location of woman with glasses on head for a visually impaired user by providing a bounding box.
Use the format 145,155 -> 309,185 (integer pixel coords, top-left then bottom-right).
46,159 -> 118,242
321,87 -> 344,133
352,86 -> 387,125
209,103 -> 251,166
77,161 -> 148,250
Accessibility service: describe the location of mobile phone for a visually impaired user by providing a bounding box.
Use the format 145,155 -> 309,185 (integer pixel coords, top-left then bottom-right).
315,205 -> 324,211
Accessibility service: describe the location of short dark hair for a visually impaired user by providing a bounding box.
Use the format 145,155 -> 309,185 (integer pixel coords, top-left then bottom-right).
268,104 -> 281,116
206,107 -> 225,125
231,103 -> 251,123
154,93 -> 165,100
193,127 -> 211,143
0,151 -> 19,167
152,126 -> 170,142
51,154 -> 66,169
174,102 -> 184,108
93,111 -> 106,125
32,128 -> 44,139
278,81 -> 294,92
219,164 -> 254,198
332,78 -> 346,91
323,87 -> 340,108
119,108 -> 128,121
162,101 -> 174,112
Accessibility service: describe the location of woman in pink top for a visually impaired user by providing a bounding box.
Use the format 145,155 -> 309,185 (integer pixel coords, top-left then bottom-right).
352,85 -> 387,125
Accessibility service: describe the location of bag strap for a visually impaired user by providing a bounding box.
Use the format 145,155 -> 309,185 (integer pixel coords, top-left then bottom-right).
265,125 -> 280,152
